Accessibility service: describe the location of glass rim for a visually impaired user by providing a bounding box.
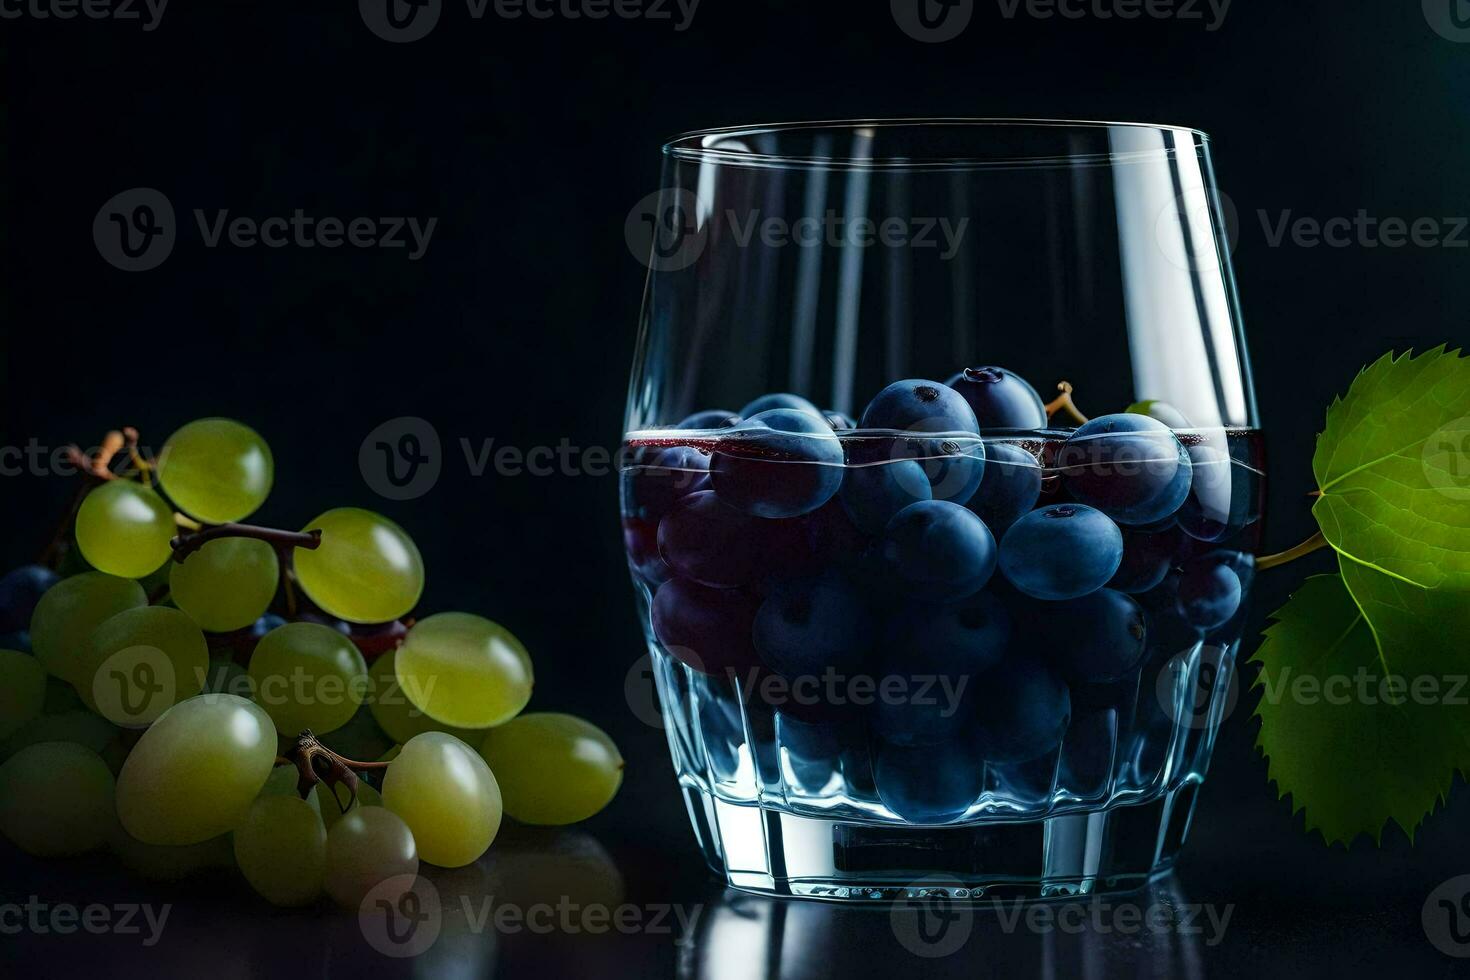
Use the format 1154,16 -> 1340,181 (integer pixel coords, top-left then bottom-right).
662,117 -> 1211,172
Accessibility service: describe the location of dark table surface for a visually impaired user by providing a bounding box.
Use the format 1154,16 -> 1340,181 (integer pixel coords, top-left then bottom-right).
5,699 -> 1470,980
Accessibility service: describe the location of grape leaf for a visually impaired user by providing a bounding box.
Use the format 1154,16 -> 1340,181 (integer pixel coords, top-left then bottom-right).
1253,573 -> 1470,846
1312,346 -> 1470,589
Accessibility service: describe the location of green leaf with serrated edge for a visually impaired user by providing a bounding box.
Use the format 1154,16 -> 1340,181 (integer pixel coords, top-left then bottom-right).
1253,572 -> 1470,846
1312,346 -> 1470,590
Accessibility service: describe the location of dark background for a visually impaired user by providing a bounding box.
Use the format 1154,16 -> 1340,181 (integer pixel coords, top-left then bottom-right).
3,1 -> 1470,976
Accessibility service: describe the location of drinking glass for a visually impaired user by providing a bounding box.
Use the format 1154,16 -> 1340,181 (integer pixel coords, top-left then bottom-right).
620,119 -> 1262,900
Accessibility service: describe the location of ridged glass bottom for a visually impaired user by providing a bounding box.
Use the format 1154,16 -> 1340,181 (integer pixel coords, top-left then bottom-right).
681,782 -> 1203,901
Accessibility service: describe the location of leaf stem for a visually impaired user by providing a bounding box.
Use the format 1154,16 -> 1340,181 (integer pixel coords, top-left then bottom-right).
1257,531 -> 1329,571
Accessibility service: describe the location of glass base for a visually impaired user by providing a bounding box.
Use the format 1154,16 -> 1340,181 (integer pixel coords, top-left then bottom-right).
680,781 -> 1203,901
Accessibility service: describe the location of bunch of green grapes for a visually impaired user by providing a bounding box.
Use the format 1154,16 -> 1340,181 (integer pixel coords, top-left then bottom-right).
1,415 -> 627,910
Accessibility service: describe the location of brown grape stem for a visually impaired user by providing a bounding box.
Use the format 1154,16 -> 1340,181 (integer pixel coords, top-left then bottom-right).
1045,382 -> 1090,425
171,524 -> 322,563
283,732 -> 391,813
1257,531 -> 1329,571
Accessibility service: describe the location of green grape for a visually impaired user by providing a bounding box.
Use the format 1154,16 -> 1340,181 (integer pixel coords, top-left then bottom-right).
74,480 -> 176,579
395,613 -> 533,729
382,731 -> 502,868
233,793 -> 327,907
1,710 -> 119,761
156,418 -> 274,524
479,713 -> 624,825
323,806 -> 418,909
170,538 -> 280,632
257,762 -> 305,800
0,742 -> 115,856
367,650 -> 488,745
116,694 -> 278,845
81,606 -> 209,728
319,705 -> 395,763
293,508 -> 424,623
30,572 -> 147,684
0,650 -> 47,741
247,622 -> 368,736
109,823 -> 232,881
320,779 -> 383,833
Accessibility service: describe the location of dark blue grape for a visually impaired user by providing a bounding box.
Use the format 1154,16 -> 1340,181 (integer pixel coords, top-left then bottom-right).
623,518 -> 672,586
999,504 -> 1123,601
739,393 -> 824,420
1107,525 -> 1183,594
857,381 -> 984,505
1056,414 -> 1193,526
710,409 -> 845,519
873,736 -> 985,823
651,579 -> 761,676
1038,589 -> 1148,684
776,712 -> 846,791
861,379 -> 980,435
658,490 -> 770,588
753,574 -> 874,681
823,410 -> 856,431
881,501 -> 997,601
677,409 -> 741,430
0,631 -> 31,653
945,366 -> 1048,429
621,446 -> 710,524
839,459 -> 931,536
1177,439 -> 1249,543
873,593 -> 1010,746
1138,574 -> 1203,662
972,656 -> 1072,763
1177,554 -> 1244,630
0,565 -> 60,633
966,441 -> 1042,534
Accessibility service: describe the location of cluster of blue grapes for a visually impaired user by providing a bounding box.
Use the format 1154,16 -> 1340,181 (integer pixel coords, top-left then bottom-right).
622,368 -> 1260,822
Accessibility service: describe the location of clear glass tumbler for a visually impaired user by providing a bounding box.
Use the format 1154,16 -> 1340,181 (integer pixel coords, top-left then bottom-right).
620,120 -> 1262,900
